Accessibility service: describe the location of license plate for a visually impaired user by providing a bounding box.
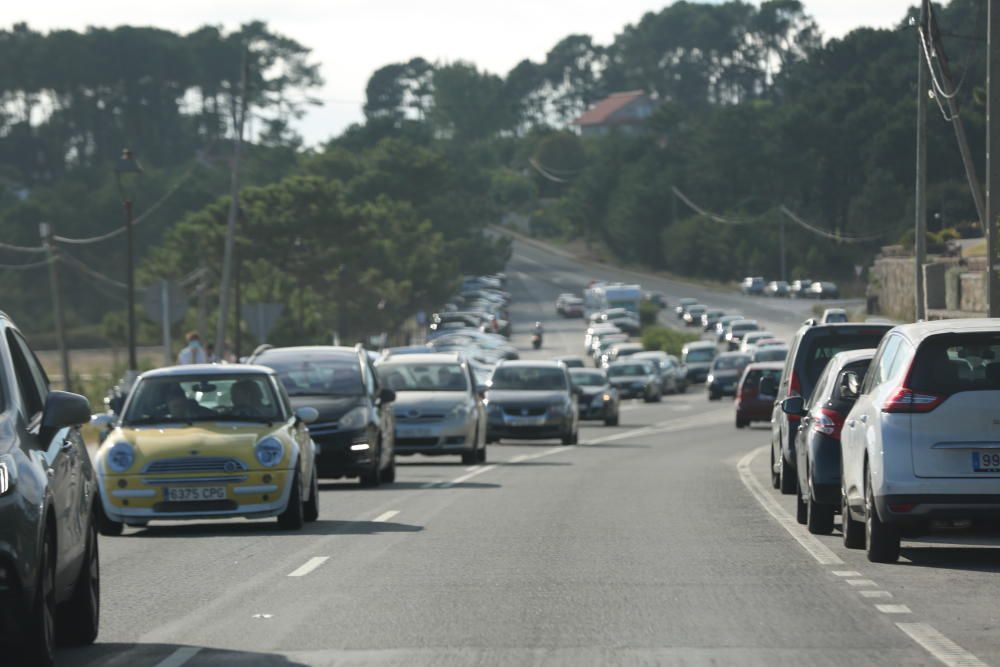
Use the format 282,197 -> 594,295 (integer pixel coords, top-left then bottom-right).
400,427 -> 432,437
506,416 -> 545,427
165,486 -> 227,502
972,452 -> 1000,472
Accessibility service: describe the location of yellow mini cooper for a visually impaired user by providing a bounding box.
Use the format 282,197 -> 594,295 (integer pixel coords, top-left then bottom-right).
93,364 -> 319,534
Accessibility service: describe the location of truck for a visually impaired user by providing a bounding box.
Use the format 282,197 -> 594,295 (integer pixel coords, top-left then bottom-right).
584,282 -> 643,318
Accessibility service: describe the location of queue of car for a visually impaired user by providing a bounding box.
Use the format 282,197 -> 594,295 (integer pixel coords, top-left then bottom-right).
743,276 -> 840,300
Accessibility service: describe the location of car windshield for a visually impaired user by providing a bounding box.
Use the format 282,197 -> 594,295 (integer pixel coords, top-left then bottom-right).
377,362 -> 468,392
490,366 -> 567,391
713,356 -> 749,370
909,333 -> 1000,395
754,348 -> 788,362
685,348 -> 716,363
571,370 -> 606,387
608,364 -> 650,377
260,354 -> 365,397
123,375 -> 283,425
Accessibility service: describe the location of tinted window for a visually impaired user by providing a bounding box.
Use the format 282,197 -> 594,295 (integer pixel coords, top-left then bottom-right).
260,354 -> 364,397
684,348 -> 716,363
377,363 -> 469,392
124,375 -> 282,425
6,331 -> 44,419
909,333 -> 1000,395
713,355 -> 749,370
799,330 -> 890,398
753,348 -> 788,363
490,367 -> 567,391
608,363 -> 653,377
570,370 -> 606,387
743,368 -> 781,389
865,336 -> 902,393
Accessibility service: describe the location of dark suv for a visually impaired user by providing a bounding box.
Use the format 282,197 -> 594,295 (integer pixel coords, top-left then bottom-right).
0,313 -> 97,665
764,322 -> 892,495
250,345 -> 396,487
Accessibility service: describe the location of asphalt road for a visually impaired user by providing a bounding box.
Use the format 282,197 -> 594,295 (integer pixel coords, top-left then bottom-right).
60,239 -> 998,667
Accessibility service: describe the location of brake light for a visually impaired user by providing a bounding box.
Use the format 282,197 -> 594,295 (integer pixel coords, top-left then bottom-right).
882,387 -> 944,413
811,408 -> 845,439
787,371 -> 801,421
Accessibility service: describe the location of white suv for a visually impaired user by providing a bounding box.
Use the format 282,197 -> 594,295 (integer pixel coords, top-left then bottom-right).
840,319 -> 1000,562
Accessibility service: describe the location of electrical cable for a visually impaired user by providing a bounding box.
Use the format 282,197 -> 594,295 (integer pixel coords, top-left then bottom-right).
57,253 -> 128,290
779,206 -> 884,243
0,240 -> 46,254
671,187 -> 750,225
528,157 -> 571,183
0,257 -> 52,270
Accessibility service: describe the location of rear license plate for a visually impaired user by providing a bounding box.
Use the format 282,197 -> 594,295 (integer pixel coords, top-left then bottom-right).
972,452 -> 1000,472
165,486 -> 227,502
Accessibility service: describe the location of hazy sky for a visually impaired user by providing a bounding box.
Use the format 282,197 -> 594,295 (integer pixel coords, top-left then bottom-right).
13,1 -> 915,144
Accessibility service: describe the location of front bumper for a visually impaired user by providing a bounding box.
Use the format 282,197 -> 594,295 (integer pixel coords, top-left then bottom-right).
313,429 -> 377,478
707,379 -> 737,396
394,418 -> 475,455
612,384 -> 648,399
487,410 -> 570,440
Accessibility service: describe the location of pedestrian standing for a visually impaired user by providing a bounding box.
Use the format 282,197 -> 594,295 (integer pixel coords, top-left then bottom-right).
177,331 -> 208,365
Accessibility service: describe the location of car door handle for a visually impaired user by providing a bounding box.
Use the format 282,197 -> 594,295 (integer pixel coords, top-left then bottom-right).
847,420 -> 856,428
859,415 -> 868,424
61,439 -> 76,452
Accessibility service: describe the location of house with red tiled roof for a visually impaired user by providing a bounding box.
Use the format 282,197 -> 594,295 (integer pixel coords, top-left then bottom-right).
571,90 -> 655,137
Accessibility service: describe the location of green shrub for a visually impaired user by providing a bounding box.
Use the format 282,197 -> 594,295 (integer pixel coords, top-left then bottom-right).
641,326 -> 699,356
639,300 -> 659,326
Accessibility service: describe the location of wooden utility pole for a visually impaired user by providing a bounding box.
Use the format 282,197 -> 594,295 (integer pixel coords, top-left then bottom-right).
915,0 -> 929,321
40,222 -> 71,391
988,0 -> 1000,316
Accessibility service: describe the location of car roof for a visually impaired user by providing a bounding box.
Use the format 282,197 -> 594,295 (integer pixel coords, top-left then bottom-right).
554,355 -> 584,361
379,352 -> 463,365
632,350 -> 667,358
569,367 -> 605,374
141,364 -> 275,379
610,358 -> 652,366
745,361 -> 785,371
891,318 -> 1000,344
684,341 -> 716,349
717,351 -> 750,359
828,348 -> 877,365
254,345 -> 359,357
497,360 -> 565,368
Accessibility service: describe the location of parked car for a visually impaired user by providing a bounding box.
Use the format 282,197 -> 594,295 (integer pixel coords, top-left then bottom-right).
569,368 -> 620,426
739,331 -> 775,354
0,314 -> 97,664
632,350 -> 685,394
675,297 -> 698,319
683,304 -> 707,327
780,349 -> 874,535
751,345 -> 789,363
249,346 -> 396,487
761,322 -> 893,495
789,279 -> 813,298
821,307 -> 848,323
485,361 -> 579,444
808,281 -> 840,300
376,353 -> 485,464
706,353 -> 751,400
682,341 -> 718,384
725,319 -> 760,351
840,320 -> 1000,562
607,360 -> 663,403
553,355 -> 586,369
741,276 -> 766,296
735,362 -> 783,428
701,309 -> 726,332
714,315 -> 744,344
765,281 -> 790,297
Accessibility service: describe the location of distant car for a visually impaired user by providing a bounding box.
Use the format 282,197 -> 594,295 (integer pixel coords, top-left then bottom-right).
485,361 -> 580,444
683,305 -> 707,327
675,297 -> 698,319
646,291 -> 668,309
821,307 -> 848,323
584,322 -> 621,352
735,362 -> 784,428
632,350 -> 685,394
701,309 -> 726,332
557,294 -> 585,318
751,346 -> 789,363
789,279 -> 813,298
603,342 -> 646,367
740,331 -> 775,354
569,368 -> 620,426
590,332 -> 630,366
781,349 -> 874,535
762,322 -> 893,496
725,319 -> 760,351
808,281 -> 839,300
714,315 -> 744,344
594,309 -> 641,335
765,281 -> 790,297
0,314 -> 98,664
376,353 -> 486,464
682,341 -> 718,384
607,360 -> 662,402
553,355 -> 586,369
707,353 -> 751,400
840,320 -> 1000,562
741,276 -> 766,296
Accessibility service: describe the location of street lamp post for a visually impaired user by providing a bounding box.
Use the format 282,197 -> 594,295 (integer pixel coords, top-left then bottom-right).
115,149 -> 143,371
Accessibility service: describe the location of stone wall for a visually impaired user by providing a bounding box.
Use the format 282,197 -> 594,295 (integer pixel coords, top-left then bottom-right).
870,253 -> 985,321
869,256 -> 915,321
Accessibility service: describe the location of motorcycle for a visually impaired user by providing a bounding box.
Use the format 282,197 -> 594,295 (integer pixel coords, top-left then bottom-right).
531,332 -> 543,349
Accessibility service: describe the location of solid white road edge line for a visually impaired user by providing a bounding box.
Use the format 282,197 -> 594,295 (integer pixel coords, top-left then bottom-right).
153,647 -> 201,667
896,623 -> 989,667
373,510 -> 399,523
287,556 -> 330,578
737,446 -> 843,566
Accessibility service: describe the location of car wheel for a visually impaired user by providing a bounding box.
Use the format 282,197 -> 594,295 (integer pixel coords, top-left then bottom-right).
605,413 -> 619,426
652,391 -> 662,403
795,483 -> 808,525
303,469 -> 319,522
561,431 -> 577,446
842,484 -> 865,549
476,446 -> 487,463
56,515 -> 100,646
359,447 -> 382,488
461,451 -> 477,465
770,447 -> 780,489
380,456 -> 396,484
865,467 -> 900,563
779,455 -> 796,495
277,471 -> 305,530
95,500 -> 122,537
21,528 -> 56,667
735,417 -> 748,429
708,392 -> 720,401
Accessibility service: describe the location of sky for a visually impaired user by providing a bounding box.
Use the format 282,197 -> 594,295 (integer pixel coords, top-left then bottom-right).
12,1 -> 916,145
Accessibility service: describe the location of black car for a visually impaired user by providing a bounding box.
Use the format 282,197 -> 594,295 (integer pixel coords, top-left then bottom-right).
569,368 -> 619,426
0,313 -> 97,665
250,345 -> 396,487
762,322 -> 892,495
782,348 -> 875,535
706,352 -> 750,400
485,361 -> 580,444
607,360 -> 662,403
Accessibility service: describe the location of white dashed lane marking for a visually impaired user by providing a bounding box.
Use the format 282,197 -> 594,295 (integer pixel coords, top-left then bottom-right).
875,604 -> 912,615
896,623 -> 989,667
287,556 -> 329,578
373,510 -> 400,523
860,590 -> 894,599
846,579 -> 878,587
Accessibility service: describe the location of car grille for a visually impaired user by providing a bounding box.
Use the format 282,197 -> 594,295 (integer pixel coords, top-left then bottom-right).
309,421 -> 340,437
502,406 -> 546,417
396,413 -> 445,423
142,457 -> 248,475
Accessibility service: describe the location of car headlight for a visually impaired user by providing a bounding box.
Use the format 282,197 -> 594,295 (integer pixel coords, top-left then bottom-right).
0,454 -> 16,496
254,437 -> 285,468
707,374 -> 715,384
338,406 -> 367,431
547,402 -> 567,416
107,442 -> 135,473
449,403 -> 471,419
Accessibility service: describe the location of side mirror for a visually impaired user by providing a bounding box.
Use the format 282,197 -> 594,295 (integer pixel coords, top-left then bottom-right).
781,395 -> 806,416
378,388 -> 397,404
758,376 -> 778,397
42,391 -> 92,431
840,371 -> 861,400
90,413 -> 116,430
295,407 -> 319,425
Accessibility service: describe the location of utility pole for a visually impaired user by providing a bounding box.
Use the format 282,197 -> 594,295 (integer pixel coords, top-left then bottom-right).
915,0 -> 929,321
988,0 -> 1000,316
778,217 -> 786,283
234,242 -> 242,361
40,223 -> 71,391
215,45 -> 249,360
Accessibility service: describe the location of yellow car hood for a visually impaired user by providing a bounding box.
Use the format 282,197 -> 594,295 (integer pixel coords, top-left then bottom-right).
105,423 -> 285,470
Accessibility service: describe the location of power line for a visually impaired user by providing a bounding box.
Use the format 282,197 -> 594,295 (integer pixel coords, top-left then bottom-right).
57,253 -> 128,290
0,257 -> 52,270
671,187 -> 750,225
528,157 -> 571,183
779,206 -> 884,243
0,240 -> 46,254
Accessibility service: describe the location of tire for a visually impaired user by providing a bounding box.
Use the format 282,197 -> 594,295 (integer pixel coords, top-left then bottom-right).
96,500 -> 123,537
795,483 -> 808,525
735,417 -> 748,429
842,485 -> 865,549
770,447 -> 780,489
652,391 -> 662,403
359,448 -> 382,488
806,490 -> 835,535
21,528 -> 56,667
303,469 -> 319,522
865,467 -> 900,563
605,414 -> 619,427
476,446 -> 487,463
708,393 -> 720,402
561,430 -> 578,446
380,457 -> 396,484
461,451 -> 477,465
677,383 -> 687,394
779,455 -> 796,495
56,516 -> 100,646
277,471 -> 305,530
